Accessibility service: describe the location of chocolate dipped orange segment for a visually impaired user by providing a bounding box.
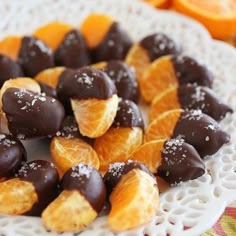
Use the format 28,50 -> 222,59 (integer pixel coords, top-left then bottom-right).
80,14 -> 115,49
94,100 -> 144,171
0,36 -> 22,60
150,85 -> 233,121
50,136 -> 99,175
104,161 -> 159,231
57,67 -> 118,137
0,54 -> 24,87
42,164 -> 106,232
145,109 -> 183,142
34,21 -> 73,51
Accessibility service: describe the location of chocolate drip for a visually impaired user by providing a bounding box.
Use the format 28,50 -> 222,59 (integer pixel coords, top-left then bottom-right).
18,36 -> 54,77
16,160 -> 59,216
158,139 -> 205,185
178,85 -> 233,121
104,161 -> 153,196
55,29 -> 91,69
171,55 -> 213,88
104,60 -> 139,103
2,88 -> 65,139
92,22 -> 132,62
112,99 -> 144,129
173,110 -> 230,157
0,134 -> 26,178
58,116 -> 94,145
140,33 -> 180,61
61,164 -> 106,213
57,67 -> 116,105
0,54 -> 24,87
38,82 -> 57,98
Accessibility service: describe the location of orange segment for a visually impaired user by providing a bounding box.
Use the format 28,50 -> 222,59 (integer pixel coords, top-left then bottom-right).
0,36 -> 22,60
109,169 -> 159,231
145,109 -> 183,142
34,22 -> 73,50
149,86 -> 180,121
80,14 -> 114,48
91,61 -> 107,70
71,94 -> 119,138
140,55 -> 178,103
125,43 -> 151,83
173,0 -> 236,39
143,0 -> 172,9
50,137 -> 100,175
94,127 -> 143,171
131,140 -> 165,173
34,67 -> 65,89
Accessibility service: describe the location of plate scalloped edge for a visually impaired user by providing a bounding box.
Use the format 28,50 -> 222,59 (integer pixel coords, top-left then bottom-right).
0,0 -> 236,236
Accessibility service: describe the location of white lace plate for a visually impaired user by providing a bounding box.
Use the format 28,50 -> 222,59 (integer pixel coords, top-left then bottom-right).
0,0 -> 236,236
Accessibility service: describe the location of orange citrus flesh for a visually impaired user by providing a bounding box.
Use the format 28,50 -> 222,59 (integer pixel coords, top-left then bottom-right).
91,61 -> 107,70
80,14 -> 114,48
125,43 -> 151,83
0,178 -> 38,215
149,86 -> 180,121
144,109 -> 183,142
71,94 -> 119,138
50,137 -> 100,175
173,0 -> 236,39
34,67 -> 65,89
109,169 -> 159,231
42,190 -> 97,232
34,21 -> 73,50
94,127 -> 143,171
144,0 -> 172,9
0,36 -> 22,60
131,139 -> 165,173
140,55 -> 178,103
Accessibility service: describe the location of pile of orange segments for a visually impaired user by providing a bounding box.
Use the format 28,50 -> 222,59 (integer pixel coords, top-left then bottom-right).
144,0 -> 236,40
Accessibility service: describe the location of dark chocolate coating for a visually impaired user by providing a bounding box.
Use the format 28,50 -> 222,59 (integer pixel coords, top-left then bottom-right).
103,161 -> 154,196
178,85 -> 233,121
112,99 -> 144,129
58,116 -> 94,145
2,88 -> 65,139
171,55 -> 213,88
0,54 -> 24,87
16,160 -> 59,216
57,67 -> 116,109
38,81 -> 57,98
158,139 -> 205,185
18,36 -> 54,77
173,110 -> 230,157
92,22 -> 132,62
104,60 -> 139,103
140,33 -> 180,61
0,134 -> 26,178
61,164 -> 106,213
55,29 -> 91,69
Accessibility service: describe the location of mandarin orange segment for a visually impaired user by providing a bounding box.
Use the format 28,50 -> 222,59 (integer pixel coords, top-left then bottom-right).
144,109 -> 183,142
71,94 -> 119,138
42,190 -> 97,232
91,61 -> 107,70
50,137 -> 99,175
144,0 -> 172,9
149,86 -> 180,121
34,21 -> 73,50
131,140 -> 165,173
80,14 -> 114,48
125,43 -> 151,83
173,0 -> 236,39
94,127 -> 143,171
109,169 -> 159,231
34,67 -> 65,89
0,178 -> 38,215
0,36 -> 22,60
140,55 -> 177,103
